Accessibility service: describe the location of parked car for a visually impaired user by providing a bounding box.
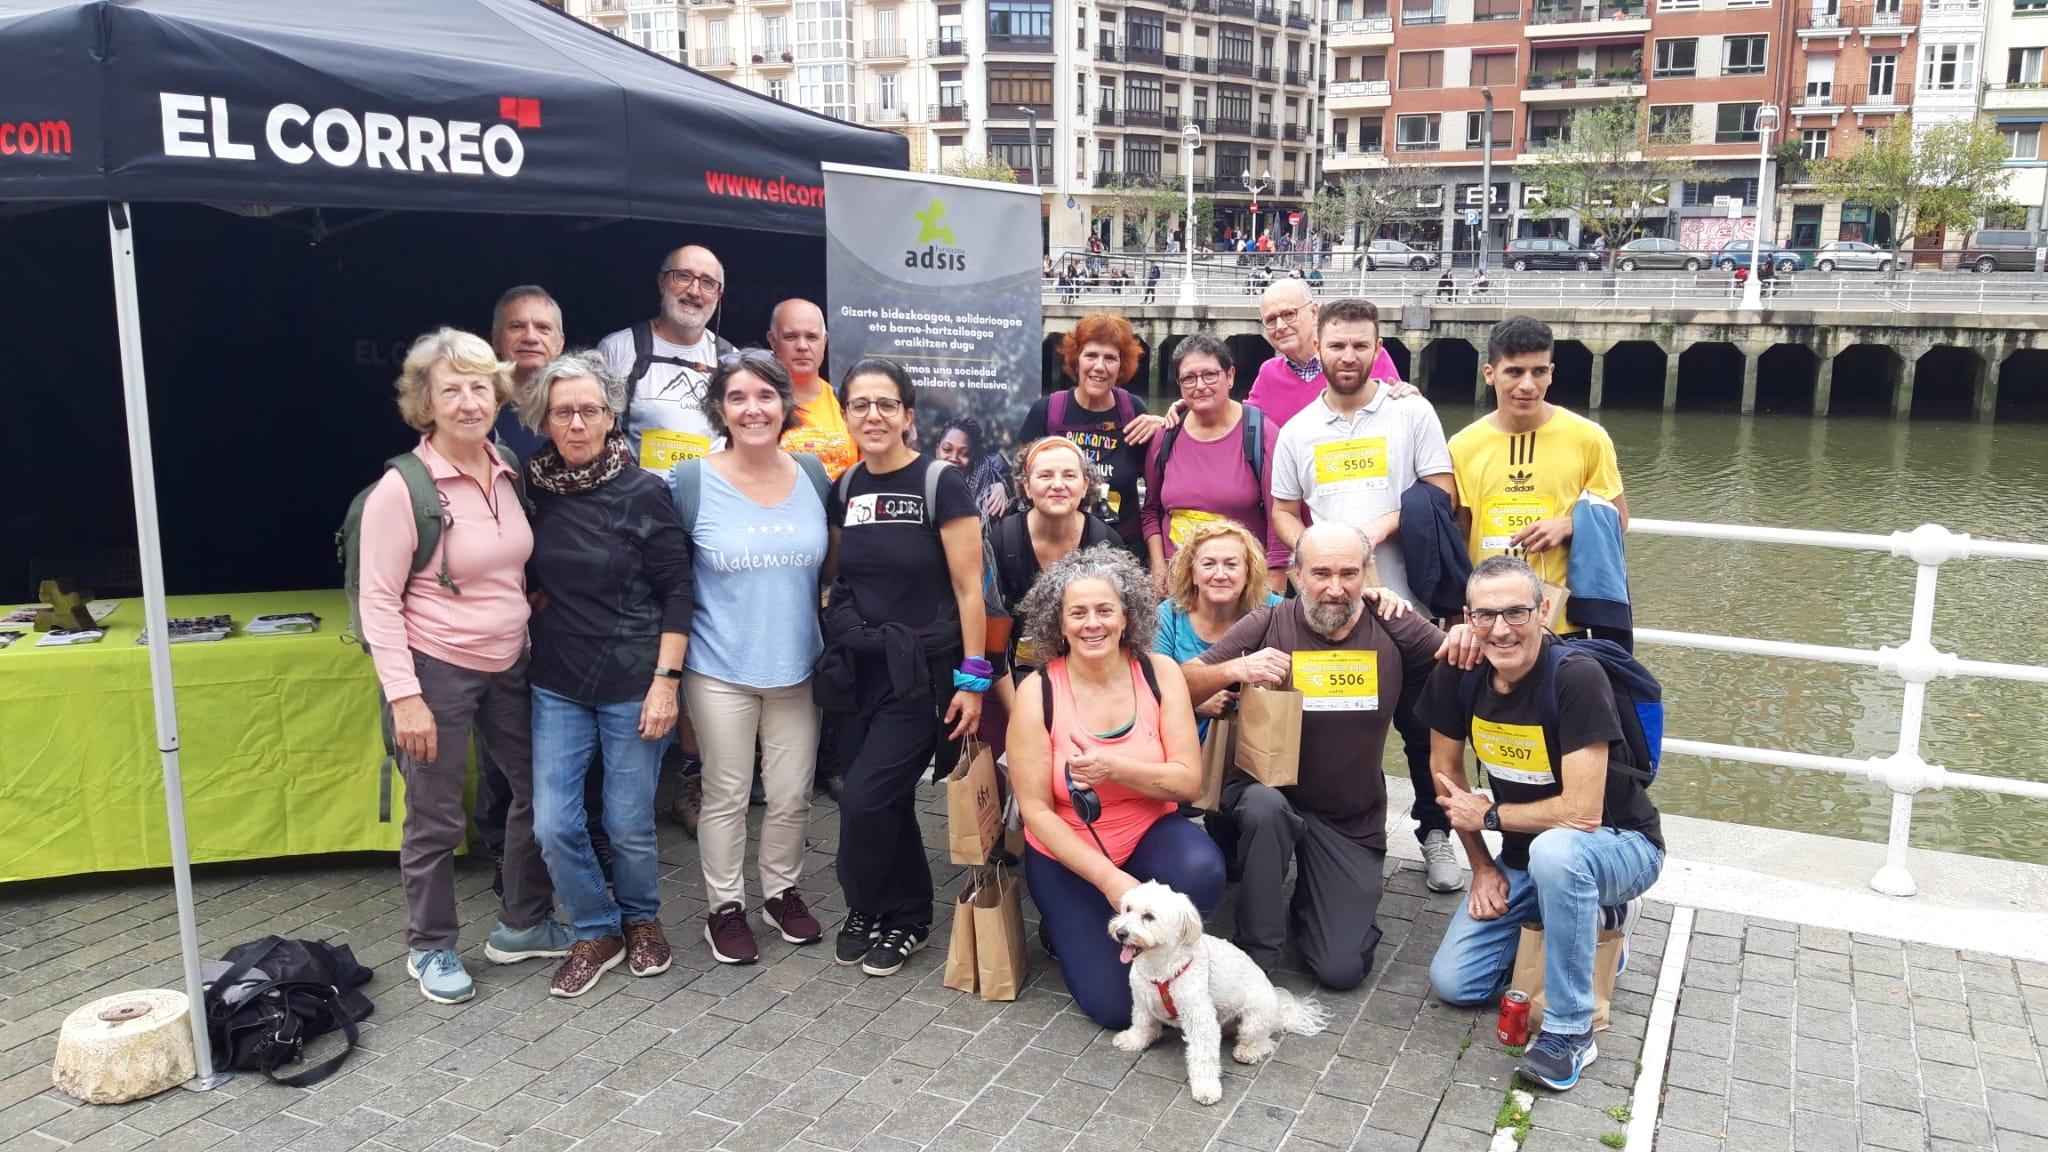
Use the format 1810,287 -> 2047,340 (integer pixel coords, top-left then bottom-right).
1811,241 -> 1895,272
1362,239 -> 1440,271
1614,237 -> 1705,272
1505,236 -> 1600,271
1961,228 -> 2047,273
1715,240 -> 1803,273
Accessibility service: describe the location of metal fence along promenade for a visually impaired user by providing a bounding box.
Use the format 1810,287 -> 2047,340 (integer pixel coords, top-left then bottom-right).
1628,520 -> 2048,897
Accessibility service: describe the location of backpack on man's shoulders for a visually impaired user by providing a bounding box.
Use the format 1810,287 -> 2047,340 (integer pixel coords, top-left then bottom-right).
336,444 -> 528,652
671,453 -> 832,529
624,319 -> 737,429
1457,637 -> 1664,785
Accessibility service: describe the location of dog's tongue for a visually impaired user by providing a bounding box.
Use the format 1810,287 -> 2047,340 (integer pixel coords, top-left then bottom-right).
1119,945 -> 1138,965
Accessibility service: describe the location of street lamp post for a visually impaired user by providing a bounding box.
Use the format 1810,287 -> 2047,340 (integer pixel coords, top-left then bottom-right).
1243,167 -> 1272,247
1018,106 -> 1042,254
1739,103 -> 1780,312
1479,87 -> 1494,272
1180,123 -> 1201,305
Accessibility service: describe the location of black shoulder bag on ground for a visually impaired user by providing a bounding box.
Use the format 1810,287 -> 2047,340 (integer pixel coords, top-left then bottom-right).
201,936 -> 375,1087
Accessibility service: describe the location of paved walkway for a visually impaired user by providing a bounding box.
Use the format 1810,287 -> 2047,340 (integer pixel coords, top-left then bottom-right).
4,778 -> 2031,1151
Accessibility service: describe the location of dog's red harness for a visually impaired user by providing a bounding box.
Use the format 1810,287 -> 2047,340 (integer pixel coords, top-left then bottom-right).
1151,959 -> 1195,1019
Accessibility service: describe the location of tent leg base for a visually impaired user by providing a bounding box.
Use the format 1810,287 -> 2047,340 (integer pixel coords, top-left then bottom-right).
181,1072 -> 233,1092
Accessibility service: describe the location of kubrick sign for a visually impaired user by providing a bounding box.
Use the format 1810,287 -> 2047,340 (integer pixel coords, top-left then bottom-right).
158,92 -> 538,178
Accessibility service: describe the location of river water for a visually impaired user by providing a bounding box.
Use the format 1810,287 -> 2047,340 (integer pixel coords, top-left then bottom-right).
1417,403 -> 2048,865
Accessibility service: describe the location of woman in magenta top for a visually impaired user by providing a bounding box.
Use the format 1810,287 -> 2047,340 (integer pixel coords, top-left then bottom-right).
1009,544 -> 1222,1029
1140,333 -> 1289,598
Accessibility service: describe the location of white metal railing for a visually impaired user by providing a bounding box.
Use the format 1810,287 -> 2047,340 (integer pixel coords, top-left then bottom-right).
1629,520 -> 2048,896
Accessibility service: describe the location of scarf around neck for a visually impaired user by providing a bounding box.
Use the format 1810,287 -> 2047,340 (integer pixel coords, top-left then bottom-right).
528,431 -> 633,496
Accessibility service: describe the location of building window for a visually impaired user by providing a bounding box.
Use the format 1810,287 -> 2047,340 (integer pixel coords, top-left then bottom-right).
1648,104 -> 1692,142
1402,0 -> 1447,25
768,77 -> 788,101
1724,0 -> 1769,8
989,132 -> 1049,181
1869,54 -> 1897,95
1126,75 -> 1163,112
1464,109 -> 1511,148
988,0 -> 1053,45
876,72 -> 900,111
1396,50 -> 1444,89
1723,35 -> 1768,76
939,70 -> 964,108
1396,113 -> 1440,149
1125,138 -> 1163,177
2011,47 -> 2044,86
761,15 -> 788,55
1805,56 -> 1835,101
1715,102 -> 1761,143
796,62 -> 853,119
795,0 -> 852,61
1801,128 -> 1830,158
1654,39 -> 1697,79
1127,13 -> 1164,51
988,66 -> 1054,108
2008,124 -> 2041,161
627,8 -> 678,58
2018,0 -> 2048,11
1682,177 -> 1758,206
1472,51 -> 1516,86
1219,27 -> 1254,66
1218,85 -> 1254,123
1920,43 -> 1978,91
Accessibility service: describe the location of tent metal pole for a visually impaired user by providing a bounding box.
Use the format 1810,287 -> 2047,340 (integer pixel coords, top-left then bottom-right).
105,202 -> 230,1091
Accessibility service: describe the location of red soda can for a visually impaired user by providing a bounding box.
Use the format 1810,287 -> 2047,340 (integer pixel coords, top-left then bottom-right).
1497,990 -> 1531,1046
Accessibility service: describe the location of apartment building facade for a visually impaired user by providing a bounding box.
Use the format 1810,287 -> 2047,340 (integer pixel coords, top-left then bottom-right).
1985,0 -> 2048,226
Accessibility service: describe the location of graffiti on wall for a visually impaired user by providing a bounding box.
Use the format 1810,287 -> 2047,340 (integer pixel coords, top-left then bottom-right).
1680,216 -> 1754,251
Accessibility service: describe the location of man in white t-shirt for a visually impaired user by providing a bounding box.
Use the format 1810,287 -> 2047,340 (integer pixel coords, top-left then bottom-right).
596,244 -> 737,473
1269,297 -> 1465,894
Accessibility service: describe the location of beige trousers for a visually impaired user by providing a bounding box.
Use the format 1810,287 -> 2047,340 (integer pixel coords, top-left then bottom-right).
683,671 -> 821,909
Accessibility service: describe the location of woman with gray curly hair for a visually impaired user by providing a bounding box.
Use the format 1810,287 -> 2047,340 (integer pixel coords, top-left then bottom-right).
1008,544 -> 1223,1029
523,350 -> 695,999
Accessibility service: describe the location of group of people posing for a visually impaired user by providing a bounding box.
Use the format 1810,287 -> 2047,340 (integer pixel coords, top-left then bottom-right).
356,247 -> 1661,1098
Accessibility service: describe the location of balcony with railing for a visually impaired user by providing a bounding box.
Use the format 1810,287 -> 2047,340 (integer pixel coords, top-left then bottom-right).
1214,116 -> 1254,135
1326,78 -> 1393,107
1283,123 -> 1305,141
1257,2 -> 1282,22
1847,82 -> 1912,109
1254,120 -> 1276,138
1181,53 -> 1212,73
1797,6 -> 1852,35
1524,65 -> 1645,100
1098,41 -> 1124,62
1123,107 -> 1165,127
1128,42 -> 1166,64
865,103 -> 909,123
1093,169 -> 1121,187
693,47 -> 737,69
987,32 -> 1055,53
1287,3 -> 1311,27
930,101 -> 969,122
863,39 -> 907,59
1097,105 -> 1121,126
990,103 -> 1055,121
1279,179 -> 1300,196
1192,0 -> 1213,10
750,48 -> 795,67
929,34 -> 967,56
1256,64 -> 1276,82
1215,56 -> 1253,77
1794,85 -> 1843,112
1284,68 -> 1308,85
1984,81 -> 2048,112
1218,0 -> 1255,14
1526,0 -> 1651,34
1860,2 -> 1919,32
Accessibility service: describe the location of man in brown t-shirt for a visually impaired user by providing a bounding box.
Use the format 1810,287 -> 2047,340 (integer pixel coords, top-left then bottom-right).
1185,522 -> 1446,988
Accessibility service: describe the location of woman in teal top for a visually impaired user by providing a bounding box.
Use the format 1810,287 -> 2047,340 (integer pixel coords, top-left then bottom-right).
1153,518 -> 1282,738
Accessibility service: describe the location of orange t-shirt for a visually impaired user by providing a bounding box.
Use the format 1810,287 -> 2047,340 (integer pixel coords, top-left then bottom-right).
1024,655 -> 1175,866
780,387 -> 859,480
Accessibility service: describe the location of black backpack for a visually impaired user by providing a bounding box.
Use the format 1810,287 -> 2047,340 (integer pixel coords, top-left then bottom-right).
623,319 -> 737,432
201,936 -> 375,1087
1150,404 -> 1266,505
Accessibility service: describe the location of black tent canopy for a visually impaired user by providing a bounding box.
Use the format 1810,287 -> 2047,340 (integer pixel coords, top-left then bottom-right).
0,0 -> 906,1088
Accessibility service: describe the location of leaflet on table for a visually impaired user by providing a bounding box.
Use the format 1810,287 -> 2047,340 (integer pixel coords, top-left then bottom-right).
138,615 -> 234,646
35,628 -> 106,647
0,600 -> 121,632
245,613 -> 321,635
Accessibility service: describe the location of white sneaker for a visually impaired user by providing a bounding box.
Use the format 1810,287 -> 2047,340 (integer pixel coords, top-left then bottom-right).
1605,897 -> 1644,973
1421,830 -> 1465,893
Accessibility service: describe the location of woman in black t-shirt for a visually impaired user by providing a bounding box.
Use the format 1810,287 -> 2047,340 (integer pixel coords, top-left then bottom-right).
821,358 -> 987,977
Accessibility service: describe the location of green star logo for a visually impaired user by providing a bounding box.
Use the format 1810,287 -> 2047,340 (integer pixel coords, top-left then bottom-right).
915,199 -> 955,246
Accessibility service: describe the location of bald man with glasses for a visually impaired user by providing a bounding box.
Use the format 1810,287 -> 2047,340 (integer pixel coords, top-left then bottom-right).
597,245 -> 739,475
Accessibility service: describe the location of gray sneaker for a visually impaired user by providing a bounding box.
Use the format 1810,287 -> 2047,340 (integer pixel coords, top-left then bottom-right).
1421,830 -> 1464,893
485,917 -> 573,964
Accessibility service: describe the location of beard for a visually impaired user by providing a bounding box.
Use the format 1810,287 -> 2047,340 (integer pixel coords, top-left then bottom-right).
662,293 -> 710,334
1304,596 -> 1360,636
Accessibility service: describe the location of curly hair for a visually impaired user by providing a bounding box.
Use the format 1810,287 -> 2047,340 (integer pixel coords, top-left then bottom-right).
1166,518 -> 1268,618
1017,543 -> 1161,663
1057,313 -> 1142,386
394,328 -> 511,433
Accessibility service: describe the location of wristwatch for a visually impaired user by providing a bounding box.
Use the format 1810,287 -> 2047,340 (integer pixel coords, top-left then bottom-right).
653,666 -> 684,680
1482,801 -> 1502,833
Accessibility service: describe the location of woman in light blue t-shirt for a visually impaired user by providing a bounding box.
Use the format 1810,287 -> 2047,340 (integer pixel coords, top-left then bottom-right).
681,352 -> 833,968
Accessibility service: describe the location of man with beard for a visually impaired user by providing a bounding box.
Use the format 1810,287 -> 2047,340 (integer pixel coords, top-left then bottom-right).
1269,297 -> 1464,895
597,245 -> 737,474
1183,522 -> 1446,989
490,286 -> 566,463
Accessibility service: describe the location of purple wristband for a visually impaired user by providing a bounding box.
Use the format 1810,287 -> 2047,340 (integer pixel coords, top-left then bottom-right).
960,657 -> 995,678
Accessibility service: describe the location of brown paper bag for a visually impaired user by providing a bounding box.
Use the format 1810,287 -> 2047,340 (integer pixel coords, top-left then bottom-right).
1234,684 -> 1302,788
1197,716 -> 1236,811
1508,924 -> 1623,1034
943,876 -> 981,993
972,868 -> 1028,1002
1540,581 -> 1571,630
946,738 -> 1002,866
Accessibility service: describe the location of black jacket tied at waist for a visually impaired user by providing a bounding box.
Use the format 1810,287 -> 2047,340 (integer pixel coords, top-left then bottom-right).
814,581 -> 962,713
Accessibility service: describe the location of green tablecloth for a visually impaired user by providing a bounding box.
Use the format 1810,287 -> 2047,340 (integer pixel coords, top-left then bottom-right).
0,589 -> 407,882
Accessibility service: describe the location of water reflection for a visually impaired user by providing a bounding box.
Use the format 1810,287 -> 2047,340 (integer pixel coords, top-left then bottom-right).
1427,405 -> 2048,864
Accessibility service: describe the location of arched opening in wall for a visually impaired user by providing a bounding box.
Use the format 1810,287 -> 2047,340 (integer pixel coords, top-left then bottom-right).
1602,341 -> 1666,409
1548,340 -> 1592,410
1128,336 -> 1154,404
1423,339 -> 1477,403
1041,332 -> 1068,396
1756,345 -> 1817,414
1829,344 -> 1901,416
1998,349 -> 2048,422
1676,342 -> 1743,412
1381,337 -> 1413,383
1909,346 -> 1980,421
1225,333 -> 1274,400
1156,333 -> 1188,402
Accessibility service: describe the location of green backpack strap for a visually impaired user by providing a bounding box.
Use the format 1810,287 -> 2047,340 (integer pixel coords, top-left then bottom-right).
385,453 -> 453,591
495,442 -> 533,516
672,457 -> 705,529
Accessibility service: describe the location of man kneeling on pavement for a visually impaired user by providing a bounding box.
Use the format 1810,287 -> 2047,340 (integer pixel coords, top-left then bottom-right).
1183,522 -> 1446,990
1424,555 -> 1664,1091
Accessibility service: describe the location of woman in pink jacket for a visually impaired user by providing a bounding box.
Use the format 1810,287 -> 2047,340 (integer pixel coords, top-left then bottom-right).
358,328 -> 570,1005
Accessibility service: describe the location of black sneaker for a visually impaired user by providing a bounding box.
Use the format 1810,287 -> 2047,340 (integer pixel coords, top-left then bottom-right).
835,911 -> 880,965
861,925 -> 930,976
1519,1029 -> 1598,1091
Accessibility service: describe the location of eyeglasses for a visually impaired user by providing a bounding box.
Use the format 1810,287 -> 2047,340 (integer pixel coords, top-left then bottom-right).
546,405 -> 609,426
1260,305 -> 1304,331
1177,369 -> 1226,389
846,397 -> 905,417
659,269 -> 724,295
1468,605 -> 1537,628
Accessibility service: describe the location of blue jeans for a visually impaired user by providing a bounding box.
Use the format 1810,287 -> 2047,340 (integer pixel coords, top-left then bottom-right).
531,687 -> 665,940
1428,828 -> 1663,1036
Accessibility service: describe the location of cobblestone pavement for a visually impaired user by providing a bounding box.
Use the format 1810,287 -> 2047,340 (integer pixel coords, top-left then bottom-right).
3,782 -> 1661,1152
1655,909 -> 2048,1152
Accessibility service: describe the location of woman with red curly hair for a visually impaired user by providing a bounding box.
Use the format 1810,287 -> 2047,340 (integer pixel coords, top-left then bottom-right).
1018,313 -> 1166,562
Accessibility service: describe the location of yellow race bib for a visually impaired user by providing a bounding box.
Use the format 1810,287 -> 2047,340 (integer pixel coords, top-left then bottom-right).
1313,437 -> 1389,492
1106,490 -> 1123,517
1013,638 -> 1040,668
1479,496 -> 1558,554
1168,508 -> 1226,548
1472,717 -> 1553,786
1291,650 -> 1379,712
640,429 -> 711,472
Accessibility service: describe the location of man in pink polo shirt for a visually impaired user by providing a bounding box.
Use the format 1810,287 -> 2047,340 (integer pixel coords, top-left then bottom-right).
1247,278 -> 1404,425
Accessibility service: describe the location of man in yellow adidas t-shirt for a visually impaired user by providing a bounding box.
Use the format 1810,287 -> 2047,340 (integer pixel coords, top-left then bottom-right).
767,298 -> 859,480
1448,316 -> 1628,637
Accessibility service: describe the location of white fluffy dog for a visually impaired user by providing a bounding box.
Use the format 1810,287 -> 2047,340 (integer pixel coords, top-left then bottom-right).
1107,881 -> 1330,1105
